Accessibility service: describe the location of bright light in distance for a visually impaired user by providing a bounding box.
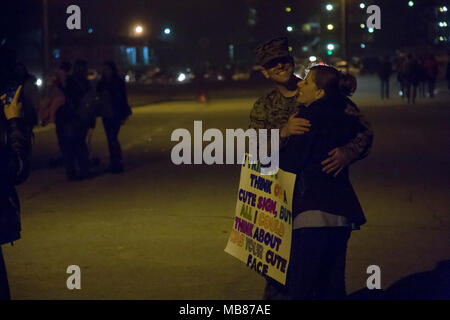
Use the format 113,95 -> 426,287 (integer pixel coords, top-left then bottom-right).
360,3 -> 365,9
164,28 -> 171,35
438,22 -> 448,27
327,24 -> 334,30
36,78 -> 42,87
285,7 -> 292,13
286,26 -> 293,32
327,43 -> 335,50
309,56 -> 317,62
360,43 -> 366,48
125,75 -> 130,83
177,73 -> 186,82
368,28 -> 374,33
440,6 -> 448,12
408,1 -> 414,7
135,25 -> 143,34
326,4 -> 334,11
360,23 -> 365,28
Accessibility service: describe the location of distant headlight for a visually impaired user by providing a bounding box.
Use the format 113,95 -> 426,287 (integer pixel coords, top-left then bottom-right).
177,73 -> 186,82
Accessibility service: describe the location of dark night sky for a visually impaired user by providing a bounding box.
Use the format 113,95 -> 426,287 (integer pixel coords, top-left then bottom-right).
1,0 -> 447,67
4,0 -> 319,41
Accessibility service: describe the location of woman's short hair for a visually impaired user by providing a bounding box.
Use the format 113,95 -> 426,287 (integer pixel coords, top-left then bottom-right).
309,64 -> 357,97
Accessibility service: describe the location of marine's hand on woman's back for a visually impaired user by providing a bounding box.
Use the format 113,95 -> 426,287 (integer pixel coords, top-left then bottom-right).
321,147 -> 352,177
280,112 -> 311,137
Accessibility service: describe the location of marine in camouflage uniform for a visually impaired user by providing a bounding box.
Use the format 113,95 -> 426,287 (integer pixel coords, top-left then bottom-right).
250,37 -> 373,164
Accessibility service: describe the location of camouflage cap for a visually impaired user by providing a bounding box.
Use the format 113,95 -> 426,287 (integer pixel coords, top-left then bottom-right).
254,37 -> 291,66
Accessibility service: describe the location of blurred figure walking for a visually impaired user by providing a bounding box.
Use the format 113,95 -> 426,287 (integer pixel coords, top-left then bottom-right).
424,54 -> 438,98
40,63 -> 68,168
12,63 -> 39,136
58,59 -> 95,180
378,56 -> 392,99
96,61 -> 132,173
447,59 -> 450,94
396,56 -> 408,99
405,54 -> 421,104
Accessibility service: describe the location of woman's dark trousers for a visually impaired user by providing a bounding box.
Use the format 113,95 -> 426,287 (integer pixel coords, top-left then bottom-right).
102,117 -> 123,172
55,119 -> 90,179
263,227 -> 351,300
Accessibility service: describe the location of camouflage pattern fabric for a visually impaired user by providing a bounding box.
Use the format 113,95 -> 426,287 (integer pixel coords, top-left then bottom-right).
254,37 -> 290,66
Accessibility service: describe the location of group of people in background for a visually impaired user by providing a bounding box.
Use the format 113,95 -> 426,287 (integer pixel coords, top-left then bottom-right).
378,53 -> 445,104
39,59 -> 132,181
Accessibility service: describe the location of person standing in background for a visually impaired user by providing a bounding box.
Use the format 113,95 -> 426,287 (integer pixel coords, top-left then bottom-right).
378,56 -> 392,100
424,54 -> 438,98
96,61 -> 132,174
447,58 -> 450,94
59,59 -> 93,180
0,85 -> 31,300
12,63 -> 39,136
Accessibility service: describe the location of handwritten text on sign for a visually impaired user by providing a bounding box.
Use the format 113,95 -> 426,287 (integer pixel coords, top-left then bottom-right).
225,154 -> 295,284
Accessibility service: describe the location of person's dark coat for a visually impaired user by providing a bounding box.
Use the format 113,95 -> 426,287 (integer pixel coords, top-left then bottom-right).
96,75 -> 132,121
280,95 -> 366,226
378,60 -> 392,80
60,74 -> 96,132
0,117 -> 30,245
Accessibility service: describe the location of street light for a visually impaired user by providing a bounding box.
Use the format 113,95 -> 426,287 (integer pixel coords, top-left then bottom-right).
164,27 -> 171,35
326,4 -> 334,11
360,3 -> 365,9
327,24 -> 334,30
135,25 -> 143,34
408,1 -> 414,7
286,26 -> 293,32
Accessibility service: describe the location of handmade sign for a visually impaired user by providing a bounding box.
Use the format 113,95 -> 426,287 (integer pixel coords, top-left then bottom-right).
225,154 -> 296,284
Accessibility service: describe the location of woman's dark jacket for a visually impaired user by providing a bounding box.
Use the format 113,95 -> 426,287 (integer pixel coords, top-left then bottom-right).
280,96 -> 366,226
96,76 -> 132,120
0,117 -> 30,245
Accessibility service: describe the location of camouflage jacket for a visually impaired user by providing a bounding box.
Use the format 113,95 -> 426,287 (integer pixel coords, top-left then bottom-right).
249,88 -> 373,163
